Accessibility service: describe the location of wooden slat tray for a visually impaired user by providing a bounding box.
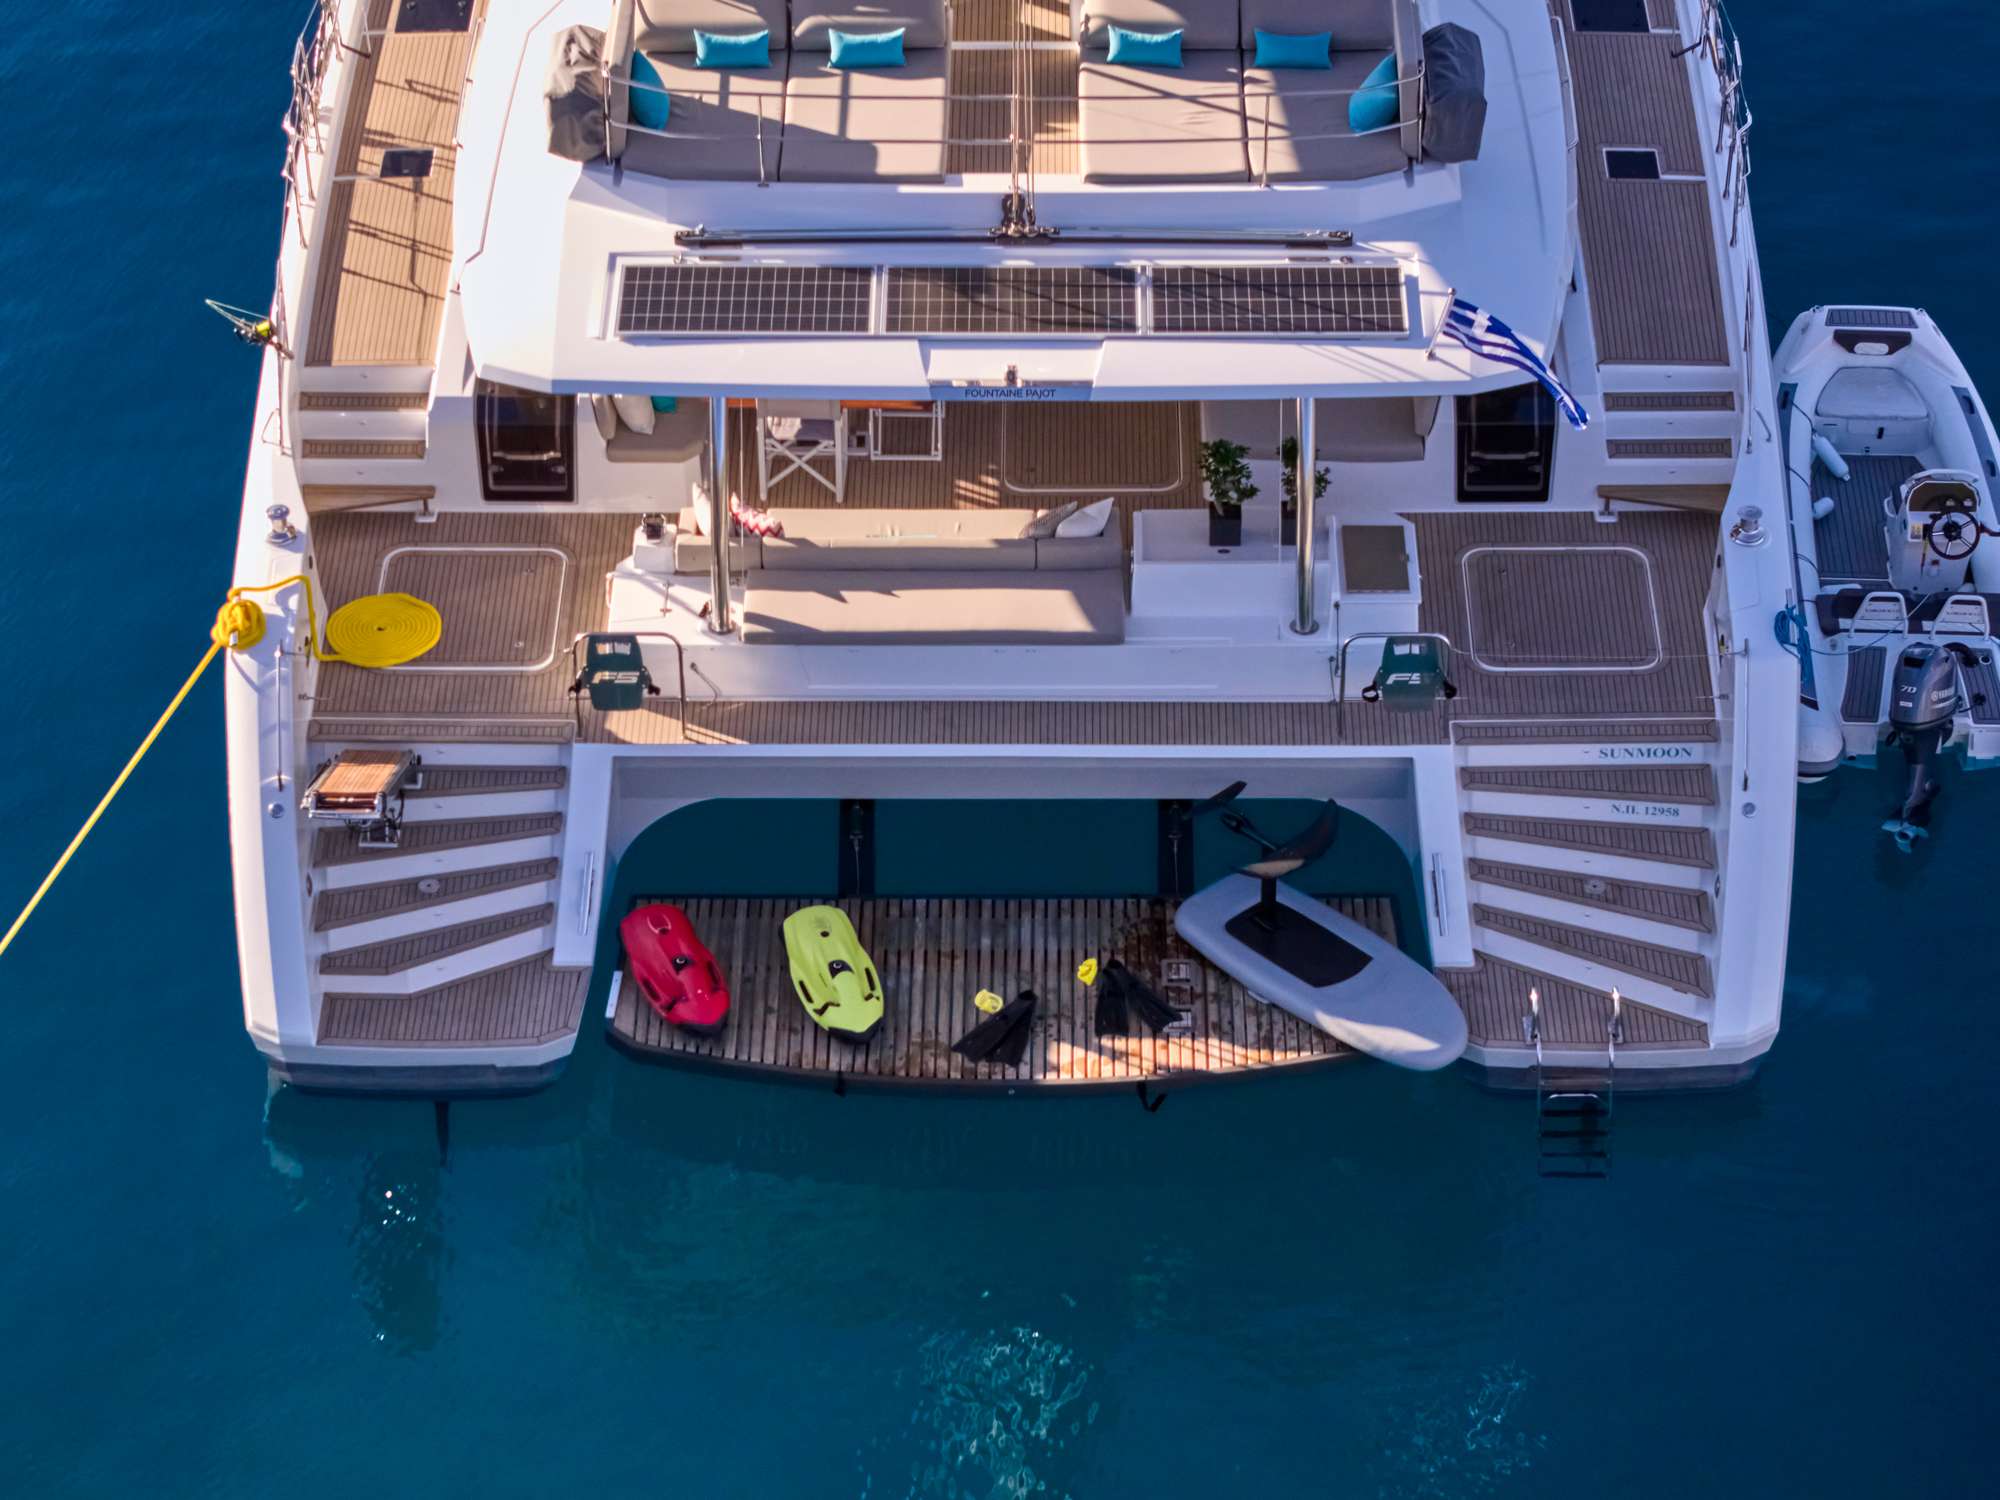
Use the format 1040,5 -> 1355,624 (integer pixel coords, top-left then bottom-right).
607,895 -> 1401,1092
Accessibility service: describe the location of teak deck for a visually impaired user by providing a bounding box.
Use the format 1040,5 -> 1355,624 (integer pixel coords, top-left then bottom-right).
608,895 -> 1400,1090
305,0 -> 483,366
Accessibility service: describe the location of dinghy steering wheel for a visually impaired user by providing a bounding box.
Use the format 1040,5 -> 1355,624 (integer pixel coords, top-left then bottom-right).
1925,493 -> 1992,561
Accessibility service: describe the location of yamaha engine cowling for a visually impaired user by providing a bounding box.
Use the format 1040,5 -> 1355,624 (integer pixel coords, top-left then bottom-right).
1889,643 -> 1961,732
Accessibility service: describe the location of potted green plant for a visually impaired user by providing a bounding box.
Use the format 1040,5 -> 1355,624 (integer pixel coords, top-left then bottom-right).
1278,435 -> 1330,547
1199,438 -> 1257,548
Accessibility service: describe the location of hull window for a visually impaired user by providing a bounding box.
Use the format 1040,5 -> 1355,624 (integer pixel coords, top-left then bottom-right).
476,381 -> 575,501
1456,383 -> 1556,502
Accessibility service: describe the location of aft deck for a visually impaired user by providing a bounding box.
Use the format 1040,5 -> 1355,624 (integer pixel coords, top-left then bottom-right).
305,491 -> 1724,743
608,895 -> 1399,1089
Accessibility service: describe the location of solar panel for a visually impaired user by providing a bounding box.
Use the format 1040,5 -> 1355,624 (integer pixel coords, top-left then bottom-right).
616,264 -> 875,335
1824,307 -> 1917,329
1151,265 -> 1407,336
885,267 -> 1139,335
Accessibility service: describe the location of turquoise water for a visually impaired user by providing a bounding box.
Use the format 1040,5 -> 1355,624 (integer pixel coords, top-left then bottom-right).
3,4 -> 1998,1494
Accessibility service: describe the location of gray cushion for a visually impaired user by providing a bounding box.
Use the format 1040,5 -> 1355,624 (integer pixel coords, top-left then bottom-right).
1079,52 -> 1249,185
619,52 -> 786,181
605,396 -> 710,463
779,48 -> 949,182
1076,0 -> 1239,53
790,0 -> 952,52
633,0 -> 789,53
742,570 -> 1128,645
760,536 -> 1036,571
1316,396 -> 1430,462
1239,0 -> 1396,51
1035,533 -> 1125,571
1242,50 -> 1409,182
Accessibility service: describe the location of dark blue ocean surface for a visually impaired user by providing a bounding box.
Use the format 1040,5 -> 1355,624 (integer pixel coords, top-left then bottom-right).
2,4 -> 1996,1495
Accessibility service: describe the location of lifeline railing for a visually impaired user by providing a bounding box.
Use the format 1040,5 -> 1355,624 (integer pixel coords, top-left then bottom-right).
1677,0 -> 1752,248
604,68 -> 1427,192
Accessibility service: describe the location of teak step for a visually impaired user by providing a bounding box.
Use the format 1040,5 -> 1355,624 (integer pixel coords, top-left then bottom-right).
1606,437 -> 1733,460
313,859 -> 560,931
1463,812 -> 1716,868
319,904 -> 555,976
1601,391 -> 1737,412
1468,859 -> 1714,932
297,391 -> 429,411
319,955 -> 591,1047
1455,720 -> 1720,745
308,718 -> 575,744
1441,954 -> 1709,1047
1474,905 -> 1715,998
300,438 -> 427,460
312,812 -> 564,866
1459,764 -> 1717,804
412,765 -> 568,797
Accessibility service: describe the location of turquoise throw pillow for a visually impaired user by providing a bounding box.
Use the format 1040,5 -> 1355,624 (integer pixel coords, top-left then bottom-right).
829,28 -> 906,68
1254,30 -> 1331,69
650,396 -> 677,414
1349,52 -> 1399,132
628,52 -> 671,130
1106,26 -> 1182,67
694,29 -> 770,68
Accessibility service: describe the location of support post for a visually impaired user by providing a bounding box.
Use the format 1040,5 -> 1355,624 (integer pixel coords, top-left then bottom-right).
707,394 -> 735,635
1291,395 -> 1317,635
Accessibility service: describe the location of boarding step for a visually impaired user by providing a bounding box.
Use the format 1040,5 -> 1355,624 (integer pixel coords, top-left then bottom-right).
319,954 -> 591,1047
1460,765 -> 1716,803
297,391 -> 430,412
300,438 -> 427,461
312,813 -> 564,885
316,907 -> 557,992
1474,905 -> 1715,1000
1601,391 -> 1738,414
1445,953 -> 1710,1048
1462,812 -> 1715,869
308,718 -> 575,746
313,858 -> 560,934
1454,720 -> 1720,766
1459,766 -> 1717,825
294,407 -> 428,445
1606,437 -> 1733,461
294,364 -> 436,399
1468,859 -> 1714,934
397,764 -> 569,819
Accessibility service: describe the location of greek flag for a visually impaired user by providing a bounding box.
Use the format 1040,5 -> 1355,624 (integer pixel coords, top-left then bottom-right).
1440,295 -> 1590,429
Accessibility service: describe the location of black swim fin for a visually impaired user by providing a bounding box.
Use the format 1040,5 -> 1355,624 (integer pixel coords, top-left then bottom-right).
952,989 -> 1039,1065
1106,960 -> 1178,1034
1093,964 -> 1129,1037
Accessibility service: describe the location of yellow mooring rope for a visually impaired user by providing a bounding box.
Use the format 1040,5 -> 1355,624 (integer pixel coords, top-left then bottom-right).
0,579 -> 439,959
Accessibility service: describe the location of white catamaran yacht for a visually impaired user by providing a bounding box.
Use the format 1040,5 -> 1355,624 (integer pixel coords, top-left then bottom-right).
227,0 -> 1797,1121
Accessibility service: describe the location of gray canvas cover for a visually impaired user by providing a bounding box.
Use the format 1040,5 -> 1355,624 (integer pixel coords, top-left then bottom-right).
1419,22 -> 1485,164
545,25 -> 608,161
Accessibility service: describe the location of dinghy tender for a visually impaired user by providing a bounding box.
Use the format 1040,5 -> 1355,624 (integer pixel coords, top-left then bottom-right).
1173,788 -> 1467,1071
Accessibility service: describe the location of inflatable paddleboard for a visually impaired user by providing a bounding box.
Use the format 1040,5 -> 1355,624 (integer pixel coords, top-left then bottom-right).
1174,875 -> 1467,1071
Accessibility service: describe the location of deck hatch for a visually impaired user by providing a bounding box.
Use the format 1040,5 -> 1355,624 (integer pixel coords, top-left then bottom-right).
616,264 -> 875,335
884,267 -> 1140,335
1150,265 -> 1407,335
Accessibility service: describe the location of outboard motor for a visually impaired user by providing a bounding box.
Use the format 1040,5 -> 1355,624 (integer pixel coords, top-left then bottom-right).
1882,642 -> 1973,850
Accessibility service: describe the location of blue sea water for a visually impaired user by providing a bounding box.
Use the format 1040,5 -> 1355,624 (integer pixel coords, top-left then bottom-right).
2,3 -> 1997,1494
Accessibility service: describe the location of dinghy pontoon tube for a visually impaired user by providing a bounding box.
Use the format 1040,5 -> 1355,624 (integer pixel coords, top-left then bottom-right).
1172,787 -> 1468,1071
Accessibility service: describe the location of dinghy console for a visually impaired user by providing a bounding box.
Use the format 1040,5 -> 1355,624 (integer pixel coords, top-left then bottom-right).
1887,469 -> 1992,590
